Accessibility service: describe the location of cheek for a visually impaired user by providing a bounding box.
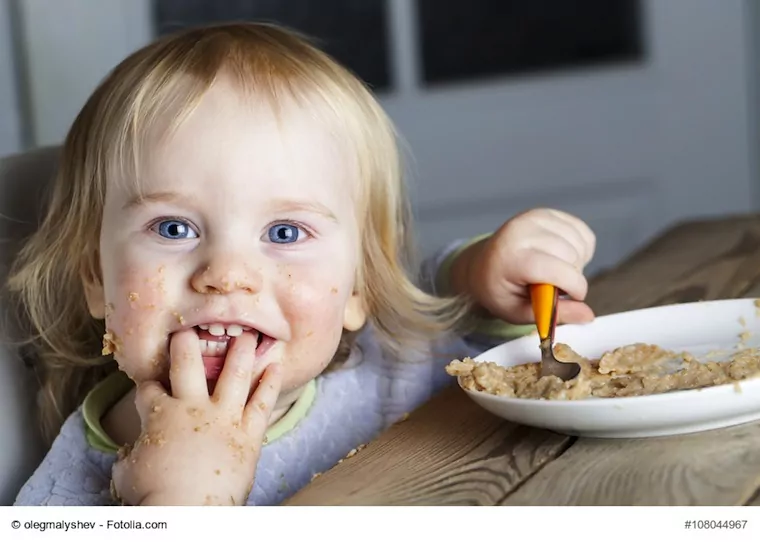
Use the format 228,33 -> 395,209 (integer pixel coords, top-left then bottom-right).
101,262 -> 172,381
278,265 -> 351,331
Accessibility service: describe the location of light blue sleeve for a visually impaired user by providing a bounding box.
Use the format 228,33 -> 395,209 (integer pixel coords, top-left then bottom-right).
14,409 -> 116,506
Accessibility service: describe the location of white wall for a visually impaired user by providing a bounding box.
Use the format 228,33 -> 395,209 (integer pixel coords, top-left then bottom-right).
0,0 -> 22,156
18,0 -> 152,146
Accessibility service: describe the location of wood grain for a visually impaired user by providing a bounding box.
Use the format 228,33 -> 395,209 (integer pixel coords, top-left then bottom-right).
586,215 -> 760,315
285,385 -> 572,505
501,422 -> 760,505
747,487 -> 760,505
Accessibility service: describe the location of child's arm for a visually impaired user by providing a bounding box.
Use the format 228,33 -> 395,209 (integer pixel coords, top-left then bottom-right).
13,409 -> 116,506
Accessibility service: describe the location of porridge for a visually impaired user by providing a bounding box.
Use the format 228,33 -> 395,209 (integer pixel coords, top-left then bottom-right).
445,342 -> 760,400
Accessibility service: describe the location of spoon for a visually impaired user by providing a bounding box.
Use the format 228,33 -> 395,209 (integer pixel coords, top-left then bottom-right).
529,283 -> 581,381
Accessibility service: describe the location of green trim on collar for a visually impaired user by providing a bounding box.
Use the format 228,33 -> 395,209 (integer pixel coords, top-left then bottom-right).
82,371 -> 316,454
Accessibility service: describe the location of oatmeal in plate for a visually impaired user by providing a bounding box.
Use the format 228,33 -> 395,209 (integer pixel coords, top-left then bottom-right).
446,342 -> 760,400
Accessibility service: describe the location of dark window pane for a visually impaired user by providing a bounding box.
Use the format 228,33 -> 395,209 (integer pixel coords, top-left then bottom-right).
417,0 -> 644,86
154,0 -> 391,91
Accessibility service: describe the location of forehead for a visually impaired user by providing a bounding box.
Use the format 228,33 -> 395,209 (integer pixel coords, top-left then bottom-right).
117,77 -> 358,205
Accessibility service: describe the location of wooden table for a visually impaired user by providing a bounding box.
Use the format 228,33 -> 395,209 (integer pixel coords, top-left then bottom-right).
285,215 -> 760,506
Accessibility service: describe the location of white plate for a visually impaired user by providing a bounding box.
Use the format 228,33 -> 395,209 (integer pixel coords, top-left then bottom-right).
460,298 -> 760,438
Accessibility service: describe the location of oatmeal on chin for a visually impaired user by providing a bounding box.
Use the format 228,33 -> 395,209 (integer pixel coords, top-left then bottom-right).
446,343 -> 760,400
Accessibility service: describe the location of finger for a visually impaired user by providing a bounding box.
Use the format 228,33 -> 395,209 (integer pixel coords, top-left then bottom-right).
111,451 -> 142,505
212,331 -> 258,410
493,299 -> 595,325
515,249 -> 589,301
545,210 -> 596,265
556,300 -> 595,324
134,380 -> 169,422
528,213 -> 588,268
168,329 -> 208,399
521,231 -> 583,269
243,362 -> 282,437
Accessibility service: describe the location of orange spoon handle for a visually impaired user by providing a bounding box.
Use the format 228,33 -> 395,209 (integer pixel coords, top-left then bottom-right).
530,283 -> 558,341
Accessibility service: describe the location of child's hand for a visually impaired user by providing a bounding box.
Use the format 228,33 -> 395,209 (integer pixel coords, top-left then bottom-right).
111,330 -> 281,506
451,208 -> 596,325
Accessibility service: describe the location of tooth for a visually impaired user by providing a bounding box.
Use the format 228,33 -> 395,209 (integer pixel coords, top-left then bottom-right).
199,339 -> 208,355
208,324 -> 225,336
199,324 -> 209,330
242,326 -> 251,331
227,324 -> 243,337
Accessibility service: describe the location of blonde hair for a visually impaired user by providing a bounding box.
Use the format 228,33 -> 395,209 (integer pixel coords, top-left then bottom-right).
6,22 -> 471,446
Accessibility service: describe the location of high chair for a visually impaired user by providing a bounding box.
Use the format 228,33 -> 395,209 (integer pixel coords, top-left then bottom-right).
0,146 -> 60,504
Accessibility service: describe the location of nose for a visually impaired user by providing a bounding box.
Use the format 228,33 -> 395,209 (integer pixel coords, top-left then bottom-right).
191,253 -> 263,295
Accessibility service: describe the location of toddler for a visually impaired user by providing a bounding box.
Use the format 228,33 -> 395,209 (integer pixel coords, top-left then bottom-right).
8,22 -> 595,505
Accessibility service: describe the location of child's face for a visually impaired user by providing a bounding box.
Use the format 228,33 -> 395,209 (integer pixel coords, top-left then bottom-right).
84,77 -> 367,398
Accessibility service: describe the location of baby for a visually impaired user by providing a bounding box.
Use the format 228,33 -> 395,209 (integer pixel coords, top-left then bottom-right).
8,22 -> 595,505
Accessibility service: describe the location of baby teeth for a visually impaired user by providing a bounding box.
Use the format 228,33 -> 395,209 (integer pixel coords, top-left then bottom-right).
208,324 -> 225,336
198,339 -> 229,357
197,323 -> 255,337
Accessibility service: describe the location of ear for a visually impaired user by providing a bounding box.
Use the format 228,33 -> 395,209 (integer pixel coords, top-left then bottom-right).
343,291 -> 367,331
80,254 -> 106,320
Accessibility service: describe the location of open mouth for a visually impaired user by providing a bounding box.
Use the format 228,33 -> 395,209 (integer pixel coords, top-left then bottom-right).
194,323 -> 275,380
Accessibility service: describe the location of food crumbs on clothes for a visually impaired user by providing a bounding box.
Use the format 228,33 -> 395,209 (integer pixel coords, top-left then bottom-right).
399,412 -> 410,422
739,316 -> 747,327
344,444 -> 367,459
101,331 -> 120,356
734,382 -> 743,393
310,472 -> 322,482
739,330 -> 751,343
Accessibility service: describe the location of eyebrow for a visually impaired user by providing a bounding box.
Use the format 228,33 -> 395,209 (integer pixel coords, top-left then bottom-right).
269,198 -> 339,222
123,191 -> 339,222
122,191 -> 196,211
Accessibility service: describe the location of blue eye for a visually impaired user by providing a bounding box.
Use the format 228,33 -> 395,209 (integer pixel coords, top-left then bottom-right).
267,224 -> 301,244
154,220 -> 198,240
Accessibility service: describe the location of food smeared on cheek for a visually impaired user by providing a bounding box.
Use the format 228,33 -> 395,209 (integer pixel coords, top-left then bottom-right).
144,274 -> 166,295
172,311 -> 185,325
102,330 -> 121,356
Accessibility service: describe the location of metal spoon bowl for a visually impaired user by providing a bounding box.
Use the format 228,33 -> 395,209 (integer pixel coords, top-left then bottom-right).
529,284 -> 581,381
